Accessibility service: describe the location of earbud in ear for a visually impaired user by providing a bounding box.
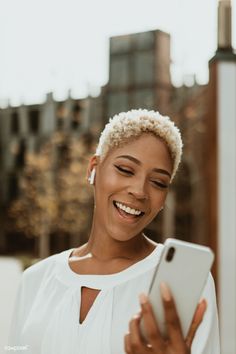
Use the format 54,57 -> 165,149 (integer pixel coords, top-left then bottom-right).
89,168 -> 96,185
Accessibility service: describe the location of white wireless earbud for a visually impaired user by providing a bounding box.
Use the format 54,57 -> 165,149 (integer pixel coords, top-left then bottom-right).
89,168 -> 96,185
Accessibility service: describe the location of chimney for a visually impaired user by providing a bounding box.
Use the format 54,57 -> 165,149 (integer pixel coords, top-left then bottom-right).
217,0 -> 232,50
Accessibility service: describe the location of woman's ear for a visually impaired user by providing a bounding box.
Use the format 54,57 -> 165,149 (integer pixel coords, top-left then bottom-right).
87,155 -> 99,183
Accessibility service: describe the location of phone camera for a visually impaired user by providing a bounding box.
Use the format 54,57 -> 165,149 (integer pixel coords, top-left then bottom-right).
166,247 -> 175,262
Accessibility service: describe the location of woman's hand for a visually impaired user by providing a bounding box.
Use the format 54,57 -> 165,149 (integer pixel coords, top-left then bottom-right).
124,283 -> 207,354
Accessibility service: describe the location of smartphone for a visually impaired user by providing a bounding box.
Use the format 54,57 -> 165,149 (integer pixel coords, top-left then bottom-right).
140,238 -> 214,340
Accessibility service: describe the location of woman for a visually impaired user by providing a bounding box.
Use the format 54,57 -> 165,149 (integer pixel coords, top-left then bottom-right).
9,109 -> 220,354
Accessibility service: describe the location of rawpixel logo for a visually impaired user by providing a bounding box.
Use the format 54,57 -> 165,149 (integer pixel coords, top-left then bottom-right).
4,345 -> 29,351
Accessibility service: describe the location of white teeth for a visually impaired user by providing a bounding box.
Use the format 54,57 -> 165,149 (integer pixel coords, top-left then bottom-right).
115,202 -> 142,216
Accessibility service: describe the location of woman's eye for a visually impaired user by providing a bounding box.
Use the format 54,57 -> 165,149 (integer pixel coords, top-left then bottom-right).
114,165 -> 133,175
152,181 -> 168,189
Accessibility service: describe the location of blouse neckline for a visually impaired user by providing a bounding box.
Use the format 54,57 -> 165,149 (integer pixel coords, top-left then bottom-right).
56,241 -> 164,288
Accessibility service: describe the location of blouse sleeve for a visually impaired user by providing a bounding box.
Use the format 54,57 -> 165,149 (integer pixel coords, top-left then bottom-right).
8,272 -> 29,346
191,273 -> 220,354
8,257 -> 55,347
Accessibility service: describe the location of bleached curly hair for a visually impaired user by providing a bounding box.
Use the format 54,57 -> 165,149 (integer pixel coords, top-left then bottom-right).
95,109 -> 183,181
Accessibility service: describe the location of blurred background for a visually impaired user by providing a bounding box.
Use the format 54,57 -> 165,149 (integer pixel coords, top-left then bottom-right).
0,0 -> 235,353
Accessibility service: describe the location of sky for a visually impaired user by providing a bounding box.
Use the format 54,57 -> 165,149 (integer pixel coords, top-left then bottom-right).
0,0 -> 235,107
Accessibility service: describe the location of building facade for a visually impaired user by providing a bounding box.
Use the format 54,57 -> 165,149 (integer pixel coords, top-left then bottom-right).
205,1 -> 236,352
0,93 -> 102,253
103,30 -> 172,120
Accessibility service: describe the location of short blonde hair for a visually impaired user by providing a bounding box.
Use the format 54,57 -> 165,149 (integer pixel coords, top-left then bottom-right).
95,109 -> 183,181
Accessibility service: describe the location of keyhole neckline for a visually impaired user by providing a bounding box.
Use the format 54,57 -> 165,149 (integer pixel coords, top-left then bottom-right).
58,242 -> 164,289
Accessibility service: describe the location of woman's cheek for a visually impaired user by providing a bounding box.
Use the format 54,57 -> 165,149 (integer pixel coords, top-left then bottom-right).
102,169 -> 124,189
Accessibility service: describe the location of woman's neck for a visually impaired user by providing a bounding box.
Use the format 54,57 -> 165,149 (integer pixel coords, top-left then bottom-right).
75,227 -> 155,263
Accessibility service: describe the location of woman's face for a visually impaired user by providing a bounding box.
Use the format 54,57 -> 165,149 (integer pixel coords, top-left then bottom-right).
90,133 -> 173,242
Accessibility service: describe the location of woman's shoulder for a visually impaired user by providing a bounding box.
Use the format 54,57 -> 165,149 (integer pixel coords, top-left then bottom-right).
22,248 -> 72,285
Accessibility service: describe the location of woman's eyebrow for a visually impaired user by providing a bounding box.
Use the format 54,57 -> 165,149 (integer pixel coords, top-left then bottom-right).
115,155 -> 171,178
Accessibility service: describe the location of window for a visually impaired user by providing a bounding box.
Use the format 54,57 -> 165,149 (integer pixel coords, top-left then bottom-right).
28,109 -> 40,134
57,103 -> 66,130
133,51 -> 154,85
110,35 -> 131,54
107,93 -> 129,117
133,32 -> 154,50
11,112 -> 19,134
71,102 -> 82,130
132,89 -> 154,110
110,56 -> 130,88
8,173 -> 18,200
15,139 -> 26,168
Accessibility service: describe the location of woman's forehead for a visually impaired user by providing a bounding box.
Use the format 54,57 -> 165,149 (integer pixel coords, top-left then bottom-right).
101,133 -> 173,170
110,133 -> 171,155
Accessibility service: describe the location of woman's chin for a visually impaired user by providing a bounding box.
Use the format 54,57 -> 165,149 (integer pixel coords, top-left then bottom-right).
107,226 -> 143,243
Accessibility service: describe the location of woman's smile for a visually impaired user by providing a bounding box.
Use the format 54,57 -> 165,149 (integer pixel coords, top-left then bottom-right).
112,200 -> 145,224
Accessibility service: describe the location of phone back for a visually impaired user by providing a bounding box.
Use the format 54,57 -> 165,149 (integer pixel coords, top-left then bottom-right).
146,238 -> 214,339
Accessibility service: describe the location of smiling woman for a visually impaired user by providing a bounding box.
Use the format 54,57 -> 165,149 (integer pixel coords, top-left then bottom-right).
8,109 -> 220,354
88,133 -> 172,246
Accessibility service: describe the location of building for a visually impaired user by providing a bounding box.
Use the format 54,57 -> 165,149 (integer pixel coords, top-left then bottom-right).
103,30 -> 172,120
0,93 -> 101,253
206,1 -> 236,352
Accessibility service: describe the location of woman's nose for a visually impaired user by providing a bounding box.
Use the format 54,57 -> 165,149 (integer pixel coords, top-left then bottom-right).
128,180 -> 148,200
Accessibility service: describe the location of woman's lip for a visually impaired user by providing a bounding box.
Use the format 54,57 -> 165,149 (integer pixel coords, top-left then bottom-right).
113,201 -> 143,224
113,200 -> 145,214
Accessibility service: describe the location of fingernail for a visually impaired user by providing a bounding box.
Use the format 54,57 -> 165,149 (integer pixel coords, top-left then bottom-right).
139,293 -> 148,305
200,298 -> 207,309
160,282 -> 171,301
132,313 -> 141,320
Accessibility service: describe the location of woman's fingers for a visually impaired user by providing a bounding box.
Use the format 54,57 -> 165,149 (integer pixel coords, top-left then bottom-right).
129,313 -> 146,350
125,288 -> 205,354
124,312 -> 151,354
124,332 -> 132,354
185,299 -> 207,349
160,283 -> 186,349
139,293 -> 164,350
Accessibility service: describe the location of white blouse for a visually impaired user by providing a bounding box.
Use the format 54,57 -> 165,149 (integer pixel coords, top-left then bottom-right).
8,244 -> 220,354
